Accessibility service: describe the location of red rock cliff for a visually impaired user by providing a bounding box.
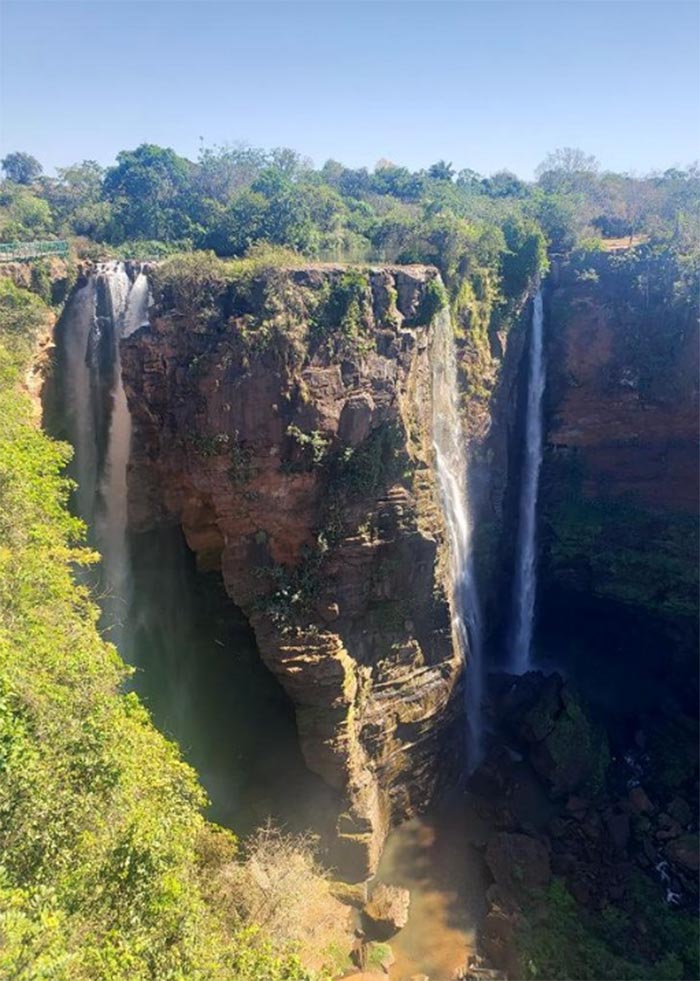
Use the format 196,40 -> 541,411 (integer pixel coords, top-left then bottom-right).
121,258 -> 462,879
540,249 -> 698,654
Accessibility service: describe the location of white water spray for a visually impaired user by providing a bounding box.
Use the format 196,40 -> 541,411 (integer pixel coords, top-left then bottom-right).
61,262 -> 149,642
510,288 -> 546,673
96,266 -> 150,640
432,305 -> 484,771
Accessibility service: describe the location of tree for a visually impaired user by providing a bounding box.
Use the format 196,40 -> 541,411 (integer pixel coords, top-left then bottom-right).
268,146 -> 311,179
481,170 -> 529,199
1,151 -> 43,185
196,142 -> 267,201
428,160 -> 455,182
501,214 -> 547,296
40,160 -> 107,236
371,163 -> 424,201
455,168 -> 484,190
536,147 -> 600,196
536,147 -> 600,179
0,184 -> 53,241
103,144 -> 196,241
534,190 -> 588,252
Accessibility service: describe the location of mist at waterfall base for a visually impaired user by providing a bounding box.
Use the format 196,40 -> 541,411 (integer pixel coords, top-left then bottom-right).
53,262 -> 333,834
510,288 -> 546,674
431,306 -> 484,773
128,527 -> 335,834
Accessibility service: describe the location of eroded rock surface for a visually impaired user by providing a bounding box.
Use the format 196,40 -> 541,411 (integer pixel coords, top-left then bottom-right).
541,252 -> 699,659
121,262 -> 462,879
361,882 -> 411,940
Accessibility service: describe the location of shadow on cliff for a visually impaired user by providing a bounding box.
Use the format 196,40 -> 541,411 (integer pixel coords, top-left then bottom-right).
126,526 -> 339,839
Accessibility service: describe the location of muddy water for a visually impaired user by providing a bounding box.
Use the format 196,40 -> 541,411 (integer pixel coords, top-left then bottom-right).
374,800 -> 489,980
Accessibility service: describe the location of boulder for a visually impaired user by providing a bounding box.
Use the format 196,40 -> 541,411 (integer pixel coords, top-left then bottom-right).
565,795 -> 590,818
528,696 -> 605,796
330,879 -> 368,908
484,833 -> 551,909
668,797 -> 692,827
480,904 -> 524,980
339,394 -> 374,446
517,673 -> 562,743
629,786 -> 654,814
665,835 -> 699,872
605,811 -> 630,853
361,883 -> 410,941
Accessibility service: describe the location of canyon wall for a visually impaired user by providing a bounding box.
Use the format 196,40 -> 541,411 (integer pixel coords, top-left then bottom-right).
539,249 -> 699,704
120,259 -> 463,879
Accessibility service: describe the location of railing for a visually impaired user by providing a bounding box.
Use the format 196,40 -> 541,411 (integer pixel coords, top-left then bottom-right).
0,240 -> 70,262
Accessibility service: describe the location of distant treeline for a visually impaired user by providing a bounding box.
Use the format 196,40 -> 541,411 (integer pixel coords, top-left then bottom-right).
0,144 -> 698,273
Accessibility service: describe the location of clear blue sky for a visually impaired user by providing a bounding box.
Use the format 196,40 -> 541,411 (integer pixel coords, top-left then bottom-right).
1,0 -> 698,178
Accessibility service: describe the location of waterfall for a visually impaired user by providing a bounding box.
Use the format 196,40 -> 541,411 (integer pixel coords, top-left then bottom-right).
60,261 -> 150,642
60,278 -> 100,529
431,305 -> 484,772
510,287 -> 546,674
97,266 -> 149,640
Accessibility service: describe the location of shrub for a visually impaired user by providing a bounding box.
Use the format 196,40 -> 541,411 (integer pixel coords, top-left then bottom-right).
213,823 -> 350,969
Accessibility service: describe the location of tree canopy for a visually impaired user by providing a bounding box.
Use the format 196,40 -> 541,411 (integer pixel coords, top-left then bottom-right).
0,142 -> 697,277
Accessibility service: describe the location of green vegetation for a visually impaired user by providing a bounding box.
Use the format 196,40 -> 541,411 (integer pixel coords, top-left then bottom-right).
519,876 -> 699,980
546,697 -> 611,797
545,461 -> 699,621
330,422 -> 409,499
323,270 -> 372,338
417,274 -> 449,323
4,141 -> 697,348
4,142 -> 696,428
285,424 -> 330,471
564,242 -> 699,401
257,544 -> 326,629
0,280 -> 331,979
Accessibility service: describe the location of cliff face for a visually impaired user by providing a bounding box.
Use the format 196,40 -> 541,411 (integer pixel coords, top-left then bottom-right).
462,296 -> 531,637
540,250 -> 699,693
121,259 -> 462,879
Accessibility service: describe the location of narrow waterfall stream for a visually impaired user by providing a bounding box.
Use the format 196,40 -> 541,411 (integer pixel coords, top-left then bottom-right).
95,266 -> 150,641
431,305 -> 484,771
510,287 -> 546,673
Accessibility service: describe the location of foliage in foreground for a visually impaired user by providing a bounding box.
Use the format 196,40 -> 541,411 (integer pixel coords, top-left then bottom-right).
0,279 -> 326,979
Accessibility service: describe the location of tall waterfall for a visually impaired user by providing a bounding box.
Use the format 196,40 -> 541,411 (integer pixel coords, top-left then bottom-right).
432,305 -> 484,771
510,287 -> 546,674
60,262 -> 149,641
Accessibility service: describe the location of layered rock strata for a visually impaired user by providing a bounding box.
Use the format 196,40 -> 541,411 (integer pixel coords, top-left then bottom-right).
121,261 -> 463,878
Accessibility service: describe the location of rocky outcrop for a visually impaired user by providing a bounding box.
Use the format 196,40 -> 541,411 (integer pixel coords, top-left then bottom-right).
0,255 -> 75,305
120,260 -> 463,879
485,832 -> 551,909
361,883 -> 410,940
473,669 -> 699,979
545,253 -> 698,514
